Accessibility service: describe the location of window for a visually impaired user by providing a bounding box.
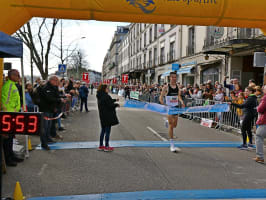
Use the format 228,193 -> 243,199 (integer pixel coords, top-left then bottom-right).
169,42 -> 175,62
201,67 -> 219,84
144,32 -> 146,47
153,47 -> 157,66
188,27 -> 195,56
149,50 -> 152,67
154,24 -> 157,40
149,27 -> 152,43
160,47 -> 165,64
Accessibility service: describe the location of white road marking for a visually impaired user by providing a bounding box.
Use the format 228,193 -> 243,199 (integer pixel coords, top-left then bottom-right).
147,126 -> 168,141
38,164 -> 48,176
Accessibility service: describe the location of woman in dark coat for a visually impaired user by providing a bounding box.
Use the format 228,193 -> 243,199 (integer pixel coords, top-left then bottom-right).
96,84 -> 120,152
231,87 -> 258,150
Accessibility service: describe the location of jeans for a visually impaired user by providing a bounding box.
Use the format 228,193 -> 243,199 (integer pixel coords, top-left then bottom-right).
100,126 -> 111,147
256,125 -> 266,159
80,97 -> 88,112
3,135 -> 15,161
41,112 -> 53,145
72,96 -> 78,108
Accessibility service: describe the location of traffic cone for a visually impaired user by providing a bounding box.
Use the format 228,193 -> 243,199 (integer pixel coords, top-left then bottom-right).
13,181 -> 25,200
28,137 -> 32,151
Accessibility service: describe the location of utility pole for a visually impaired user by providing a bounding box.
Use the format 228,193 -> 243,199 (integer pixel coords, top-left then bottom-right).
30,44 -> 33,85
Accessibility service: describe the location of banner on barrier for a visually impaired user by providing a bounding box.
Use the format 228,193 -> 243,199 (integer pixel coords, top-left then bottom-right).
124,100 -> 230,115
130,91 -> 140,100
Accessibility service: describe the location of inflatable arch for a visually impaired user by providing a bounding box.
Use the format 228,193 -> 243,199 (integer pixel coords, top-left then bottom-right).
1,0 -> 266,35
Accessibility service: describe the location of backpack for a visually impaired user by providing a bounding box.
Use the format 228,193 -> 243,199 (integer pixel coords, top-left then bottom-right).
31,85 -> 43,106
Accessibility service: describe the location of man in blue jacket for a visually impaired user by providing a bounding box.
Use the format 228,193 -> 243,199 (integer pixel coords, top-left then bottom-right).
79,82 -> 89,112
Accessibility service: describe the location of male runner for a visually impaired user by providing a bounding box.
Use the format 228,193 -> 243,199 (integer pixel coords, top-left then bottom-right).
160,72 -> 185,152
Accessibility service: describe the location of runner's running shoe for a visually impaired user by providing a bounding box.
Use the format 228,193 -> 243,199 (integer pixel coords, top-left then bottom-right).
170,146 -> 181,153
104,146 -> 114,152
97,146 -> 105,151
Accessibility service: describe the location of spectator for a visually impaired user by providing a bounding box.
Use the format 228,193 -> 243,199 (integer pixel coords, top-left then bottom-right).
79,82 -> 89,112
254,85 -> 266,164
213,88 -> 224,102
255,86 -> 263,103
96,84 -> 120,152
249,79 -> 256,87
124,85 -> 130,100
231,87 -> 258,150
1,69 -> 24,166
25,83 -> 35,112
34,77 -> 41,88
39,75 -> 66,150
90,84 -> 94,95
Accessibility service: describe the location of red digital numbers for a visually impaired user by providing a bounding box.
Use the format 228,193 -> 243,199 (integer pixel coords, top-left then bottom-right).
0,112 -> 41,135
15,115 -> 25,132
2,114 -> 11,132
28,115 -> 38,133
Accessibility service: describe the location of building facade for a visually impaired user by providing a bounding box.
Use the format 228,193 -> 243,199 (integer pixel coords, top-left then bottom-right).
103,24 -> 266,87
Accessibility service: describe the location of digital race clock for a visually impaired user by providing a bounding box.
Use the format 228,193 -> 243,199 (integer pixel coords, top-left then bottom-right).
0,112 -> 43,135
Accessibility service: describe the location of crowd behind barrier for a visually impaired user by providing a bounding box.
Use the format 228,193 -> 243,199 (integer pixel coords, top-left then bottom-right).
1,73 -> 95,169
112,77 -> 262,133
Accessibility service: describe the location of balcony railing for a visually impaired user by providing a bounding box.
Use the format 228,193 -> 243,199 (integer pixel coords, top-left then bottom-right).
204,28 -> 258,49
167,50 -> 175,62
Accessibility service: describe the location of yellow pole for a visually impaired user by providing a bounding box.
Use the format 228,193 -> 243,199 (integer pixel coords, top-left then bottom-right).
0,58 -> 3,110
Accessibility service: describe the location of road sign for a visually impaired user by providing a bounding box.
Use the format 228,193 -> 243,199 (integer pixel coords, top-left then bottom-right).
82,72 -> 89,81
58,64 -> 66,73
122,74 -> 129,84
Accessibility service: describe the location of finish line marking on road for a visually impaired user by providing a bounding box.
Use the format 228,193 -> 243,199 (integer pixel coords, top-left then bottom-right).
27,189 -> 266,200
36,141 -> 243,150
147,126 -> 168,141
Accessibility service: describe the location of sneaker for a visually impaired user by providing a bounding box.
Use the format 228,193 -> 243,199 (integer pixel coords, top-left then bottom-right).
41,144 -> 50,150
253,157 -> 264,164
58,127 -> 66,131
248,143 -> 256,150
170,146 -> 181,153
238,144 -> 248,150
97,146 -> 105,151
104,146 -> 114,152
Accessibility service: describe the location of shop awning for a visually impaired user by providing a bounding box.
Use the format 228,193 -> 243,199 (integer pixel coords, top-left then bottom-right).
177,66 -> 195,74
161,71 -> 172,77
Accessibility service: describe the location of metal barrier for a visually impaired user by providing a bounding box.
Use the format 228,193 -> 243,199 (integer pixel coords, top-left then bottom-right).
136,93 -> 258,132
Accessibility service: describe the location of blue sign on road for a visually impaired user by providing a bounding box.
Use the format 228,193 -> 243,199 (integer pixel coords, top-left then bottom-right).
58,64 -> 66,73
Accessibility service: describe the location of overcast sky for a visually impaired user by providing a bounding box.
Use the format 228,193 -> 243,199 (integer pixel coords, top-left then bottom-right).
4,20 -> 129,77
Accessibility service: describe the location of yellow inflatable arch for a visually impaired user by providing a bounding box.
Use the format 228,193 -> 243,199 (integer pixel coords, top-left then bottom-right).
1,0 -> 266,35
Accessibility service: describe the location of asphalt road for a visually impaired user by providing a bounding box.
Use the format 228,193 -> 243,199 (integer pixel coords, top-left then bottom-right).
2,93 -> 266,199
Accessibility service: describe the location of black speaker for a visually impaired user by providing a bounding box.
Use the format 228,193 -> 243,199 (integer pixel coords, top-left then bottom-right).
4,62 -> 12,70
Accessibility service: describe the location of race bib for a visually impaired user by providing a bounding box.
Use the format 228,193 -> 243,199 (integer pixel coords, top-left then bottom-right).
165,96 -> 179,107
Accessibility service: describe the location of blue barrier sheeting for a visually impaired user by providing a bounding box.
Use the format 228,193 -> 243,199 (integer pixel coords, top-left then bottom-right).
28,189 -> 266,200
124,100 -> 229,115
36,141 -> 242,150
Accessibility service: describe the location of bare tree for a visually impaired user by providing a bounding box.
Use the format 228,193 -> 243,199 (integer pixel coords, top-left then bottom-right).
67,49 -> 90,79
15,18 -> 59,80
